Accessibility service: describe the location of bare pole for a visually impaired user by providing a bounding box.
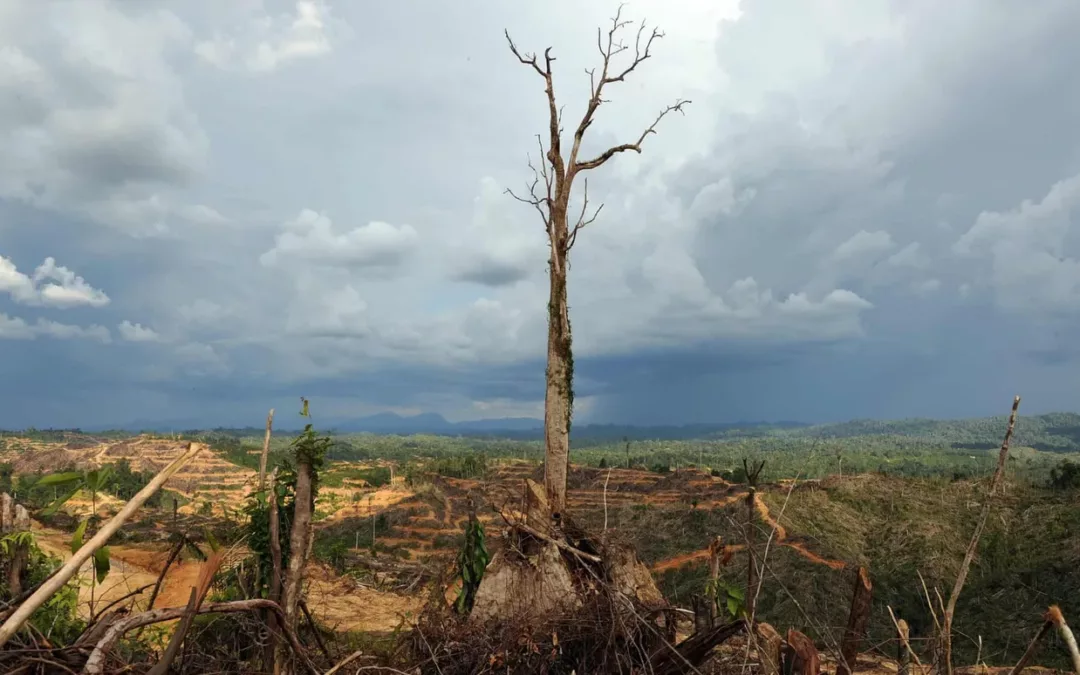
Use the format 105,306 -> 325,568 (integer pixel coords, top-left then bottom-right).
940,395 -> 1020,675
0,443 -> 205,648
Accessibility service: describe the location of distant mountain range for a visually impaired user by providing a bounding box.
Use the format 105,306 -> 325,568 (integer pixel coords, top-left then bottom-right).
73,411 -> 808,441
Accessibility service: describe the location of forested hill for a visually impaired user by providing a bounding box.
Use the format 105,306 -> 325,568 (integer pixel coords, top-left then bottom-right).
9,411 -> 1080,452
796,411 -> 1080,452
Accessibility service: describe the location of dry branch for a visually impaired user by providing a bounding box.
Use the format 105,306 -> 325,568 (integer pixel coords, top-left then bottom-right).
941,395 -> 1020,675
146,549 -> 226,675
0,442 -> 205,649
1008,609 -> 1054,675
81,599 -> 317,675
514,520 -> 601,563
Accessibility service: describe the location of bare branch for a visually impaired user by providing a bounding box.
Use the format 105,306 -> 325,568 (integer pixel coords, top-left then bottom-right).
574,99 -> 690,173
567,177 -> 603,250
504,30 -> 552,78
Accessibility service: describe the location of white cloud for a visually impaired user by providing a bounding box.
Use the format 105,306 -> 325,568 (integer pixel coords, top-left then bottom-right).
953,173 -> 1080,312
0,313 -> 110,343
195,1 -> 339,73
260,209 -> 419,269
831,230 -> 895,262
448,177 -> 546,287
118,320 -> 163,343
0,255 -> 109,309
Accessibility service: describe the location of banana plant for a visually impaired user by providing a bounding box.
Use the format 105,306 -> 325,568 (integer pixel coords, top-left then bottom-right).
454,510 -> 489,615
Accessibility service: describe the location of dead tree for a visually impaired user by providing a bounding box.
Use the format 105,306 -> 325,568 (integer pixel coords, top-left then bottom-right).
505,7 -> 689,520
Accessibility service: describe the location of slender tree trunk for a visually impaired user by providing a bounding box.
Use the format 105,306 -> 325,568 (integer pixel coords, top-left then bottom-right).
258,408 -> 275,491
543,225 -> 573,521
266,468 -> 283,674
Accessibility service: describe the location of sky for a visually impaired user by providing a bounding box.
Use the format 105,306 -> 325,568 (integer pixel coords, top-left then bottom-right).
2,0 -> 1080,429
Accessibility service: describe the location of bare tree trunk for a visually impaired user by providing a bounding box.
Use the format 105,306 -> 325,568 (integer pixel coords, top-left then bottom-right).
265,467 -> 283,673
258,408 -> 275,491
280,460 -> 315,674
544,240 -> 572,520
941,395 -> 1020,675
838,566 -> 873,675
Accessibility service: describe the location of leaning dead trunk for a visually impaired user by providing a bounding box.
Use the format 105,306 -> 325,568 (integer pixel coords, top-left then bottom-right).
838,566 -> 873,675
544,236 -> 572,520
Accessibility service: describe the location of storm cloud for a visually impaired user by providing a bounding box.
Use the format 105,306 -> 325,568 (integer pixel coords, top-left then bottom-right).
1,0 -> 1079,428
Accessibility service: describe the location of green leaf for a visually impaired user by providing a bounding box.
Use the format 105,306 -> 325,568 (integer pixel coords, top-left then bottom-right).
70,518 -> 89,555
36,472 -> 83,487
727,585 -> 745,601
85,467 -> 113,493
93,546 -> 111,583
41,485 -> 82,516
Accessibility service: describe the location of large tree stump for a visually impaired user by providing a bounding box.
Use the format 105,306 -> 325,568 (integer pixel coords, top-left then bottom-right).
469,479 -> 663,625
